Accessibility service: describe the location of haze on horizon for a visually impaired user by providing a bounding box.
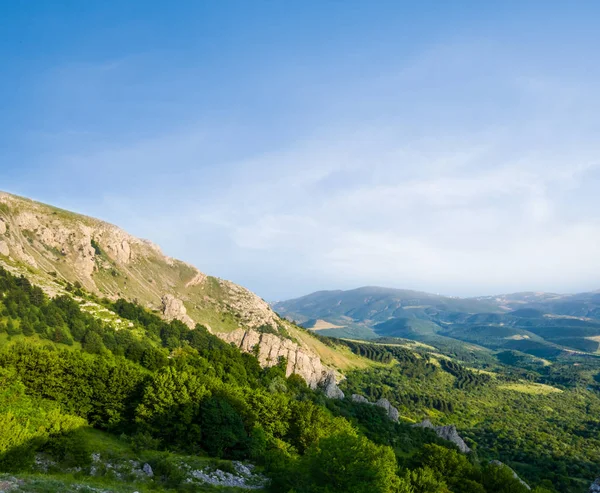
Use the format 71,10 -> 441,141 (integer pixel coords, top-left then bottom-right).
2,1 -> 600,300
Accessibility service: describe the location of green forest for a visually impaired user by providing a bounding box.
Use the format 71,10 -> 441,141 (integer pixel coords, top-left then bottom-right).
0,267 -> 596,492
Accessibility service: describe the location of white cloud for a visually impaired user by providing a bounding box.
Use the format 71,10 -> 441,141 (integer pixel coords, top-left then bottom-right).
17,41 -> 600,299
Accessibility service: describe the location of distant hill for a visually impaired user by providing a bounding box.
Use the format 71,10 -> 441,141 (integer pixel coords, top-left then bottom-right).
274,286 -> 600,358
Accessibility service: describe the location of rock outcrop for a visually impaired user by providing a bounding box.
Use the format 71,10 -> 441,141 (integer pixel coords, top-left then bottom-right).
321,372 -> 344,399
349,394 -> 399,421
375,398 -> 399,422
489,461 -> 530,490
161,294 -> 195,329
221,328 -> 328,388
351,394 -> 369,404
590,477 -> 600,492
413,419 -> 471,453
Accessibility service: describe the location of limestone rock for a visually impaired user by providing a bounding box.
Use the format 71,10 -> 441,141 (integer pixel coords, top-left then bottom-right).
161,294 -> 195,328
375,398 -> 399,422
590,477 -> 600,492
321,372 -> 344,399
489,461 -> 530,490
0,241 -> 8,257
436,425 -> 471,453
221,328 -> 328,388
413,420 -> 471,453
221,280 -> 280,329
349,394 -> 399,421
0,219 -> 6,235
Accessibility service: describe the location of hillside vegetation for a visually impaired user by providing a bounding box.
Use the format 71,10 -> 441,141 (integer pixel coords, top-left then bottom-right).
0,266 -> 555,493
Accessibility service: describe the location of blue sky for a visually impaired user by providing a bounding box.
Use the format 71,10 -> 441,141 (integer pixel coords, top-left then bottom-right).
2,1 -> 600,300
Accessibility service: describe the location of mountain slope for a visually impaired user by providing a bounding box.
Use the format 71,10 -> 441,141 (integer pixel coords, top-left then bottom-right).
0,191 -> 364,385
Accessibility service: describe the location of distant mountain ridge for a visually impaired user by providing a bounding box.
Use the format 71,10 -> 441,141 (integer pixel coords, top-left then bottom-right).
274,286 -> 600,358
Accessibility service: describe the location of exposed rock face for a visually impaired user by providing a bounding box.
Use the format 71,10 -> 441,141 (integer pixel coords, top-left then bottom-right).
0,241 -> 8,257
375,398 -> 399,422
351,394 -> 369,404
221,328 -> 328,388
321,372 -> 344,399
590,477 -> 600,492
221,280 -> 280,329
414,419 -> 471,453
349,394 -> 399,421
0,219 -> 6,235
489,461 -> 530,490
161,294 -> 195,329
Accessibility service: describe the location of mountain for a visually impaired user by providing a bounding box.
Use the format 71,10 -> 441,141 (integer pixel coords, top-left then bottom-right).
0,191 -> 364,385
275,286 -> 600,358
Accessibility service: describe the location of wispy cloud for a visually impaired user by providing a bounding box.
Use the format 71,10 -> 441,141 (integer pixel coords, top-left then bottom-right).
9,39 -> 600,299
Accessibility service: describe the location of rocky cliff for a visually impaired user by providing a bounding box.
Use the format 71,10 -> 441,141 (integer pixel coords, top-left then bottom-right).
414,419 -> 471,453
0,191 -> 363,385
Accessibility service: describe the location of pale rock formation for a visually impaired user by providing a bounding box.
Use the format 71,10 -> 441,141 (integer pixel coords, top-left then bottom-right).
590,478 -> 600,492
489,461 -> 530,490
348,394 -> 399,421
161,294 -> 195,328
376,398 -> 400,422
413,419 -> 471,453
0,219 -> 6,235
221,280 -> 280,329
0,241 -> 8,257
321,372 -> 344,399
221,328 -> 328,388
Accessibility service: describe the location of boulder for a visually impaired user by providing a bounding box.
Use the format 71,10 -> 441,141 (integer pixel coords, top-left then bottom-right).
161,294 -> 195,328
590,477 -> 600,492
321,372 -> 344,399
351,394 -> 369,404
